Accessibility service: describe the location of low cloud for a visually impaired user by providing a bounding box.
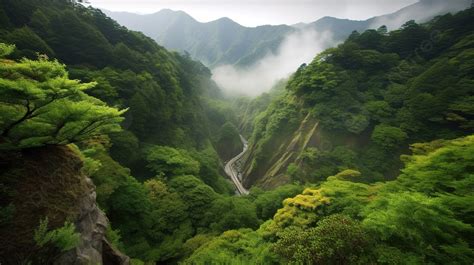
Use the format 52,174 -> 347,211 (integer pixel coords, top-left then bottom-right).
212,29 -> 334,97
370,0 -> 471,30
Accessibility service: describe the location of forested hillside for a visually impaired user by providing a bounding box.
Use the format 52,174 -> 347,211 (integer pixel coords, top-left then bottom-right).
185,135 -> 474,264
242,8 -> 474,188
0,0 -> 473,264
0,0 -> 256,263
0,0 -> 240,188
106,0 -> 470,68
105,9 -> 292,67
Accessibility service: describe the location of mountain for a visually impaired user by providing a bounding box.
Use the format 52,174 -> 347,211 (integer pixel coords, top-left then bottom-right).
240,7 -> 474,188
366,0 -> 473,30
105,0 -> 471,68
104,9 -> 293,67
1,0 -> 473,264
0,0 -> 244,263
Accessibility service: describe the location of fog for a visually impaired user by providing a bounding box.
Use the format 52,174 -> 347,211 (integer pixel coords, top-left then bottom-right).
92,0 -> 417,27
370,0 -> 471,30
212,29 -> 334,97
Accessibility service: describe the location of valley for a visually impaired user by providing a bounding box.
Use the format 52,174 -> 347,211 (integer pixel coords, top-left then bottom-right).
0,0 -> 473,264
224,135 -> 249,195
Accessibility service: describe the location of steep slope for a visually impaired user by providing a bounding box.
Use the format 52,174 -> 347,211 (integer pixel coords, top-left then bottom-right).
105,0 -> 471,68
0,1 -> 248,263
104,9 -> 292,67
367,0 -> 472,30
0,0 -> 239,188
185,135 -> 474,264
0,145 -> 129,265
303,0 -> 472,34
242,8 -> 474,189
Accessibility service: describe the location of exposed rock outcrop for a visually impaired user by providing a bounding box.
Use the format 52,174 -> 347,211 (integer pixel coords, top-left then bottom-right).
0,146 -> 129,265
55,176 -> 130,265
242,113 -> 321,189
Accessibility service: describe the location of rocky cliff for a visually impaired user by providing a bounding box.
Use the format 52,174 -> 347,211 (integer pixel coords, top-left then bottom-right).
0,146 -> 129,265
241,112 -> 320,189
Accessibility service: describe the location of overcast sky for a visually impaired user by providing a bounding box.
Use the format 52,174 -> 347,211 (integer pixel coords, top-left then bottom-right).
90,0 -> 419,27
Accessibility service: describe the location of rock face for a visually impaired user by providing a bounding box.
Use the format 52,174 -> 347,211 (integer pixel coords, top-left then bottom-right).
55,177 -> 130,265
242,113 -> 320,189
0,146 -> 129,265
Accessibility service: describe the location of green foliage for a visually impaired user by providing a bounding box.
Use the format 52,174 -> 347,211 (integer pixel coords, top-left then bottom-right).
365,101 -> 393,122
34,218 -> 80,252
0,46 -> 126,150
80,142 -> 131,211
0,43 -> 14,57
168,175 -> 218,228
143,178 -> 193,261
4,26 -> 54,58
395,136 -> 474,196
265,135 -> 473,264
108,130 -> 140,167
216,121 -> 242,161
371,124 -> 408,149
105,225 -> 125,252
297,146 -> 358,183
362,192 -> 474,264
146,146 -> 200,177
1,2 -> 473,264
251,184 -> 303,221
274,215 -> 371,265
183,229 -> 278,265
206,196 -> 260,233
0,0 -> 231,184
247,8 -> 474,184
246,94 -> 302,175
189,145 -> 234,194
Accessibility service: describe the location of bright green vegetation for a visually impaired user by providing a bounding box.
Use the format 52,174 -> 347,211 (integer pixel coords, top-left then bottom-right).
0,2 -> 302,263
0,44 -> 125,150
0,0 -> 473,264
185,135 -> 474,264
0,0 -> 246,262
33,218 -> 81,264
244,9 -> 474,186
0,0 -> 243,188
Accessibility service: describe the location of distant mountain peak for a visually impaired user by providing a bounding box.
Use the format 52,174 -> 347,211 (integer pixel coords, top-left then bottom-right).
106,1 -> 471,67
154,8 -> 196,21
213,17 -> 237,24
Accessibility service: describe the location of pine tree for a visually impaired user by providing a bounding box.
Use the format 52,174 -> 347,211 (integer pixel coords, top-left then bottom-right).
0,43 -> 126,149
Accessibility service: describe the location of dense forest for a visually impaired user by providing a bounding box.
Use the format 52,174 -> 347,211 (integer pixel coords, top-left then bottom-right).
0,0 -> 473,264
242,9 -> 474,187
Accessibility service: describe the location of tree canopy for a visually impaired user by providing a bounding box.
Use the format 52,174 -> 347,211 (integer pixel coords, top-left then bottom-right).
0,44 -> 125,149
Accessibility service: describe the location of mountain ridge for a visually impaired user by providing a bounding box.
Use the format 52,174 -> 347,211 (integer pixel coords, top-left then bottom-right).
104,0 -> 470,67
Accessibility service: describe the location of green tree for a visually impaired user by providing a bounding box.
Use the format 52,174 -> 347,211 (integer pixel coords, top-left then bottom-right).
5,26 -> 54,58
274,215 -> 371,265
168,175 -> 218,227
145,146 -> 200,177
31,218 -> 81,264
371,124 -> 407,149
362,192 -> 473,264
0,44 -> 125,150
183,229 -> 277,265
216,121 -> 241,161
143,179 -> 193,261
206,197 -> 260,232
251,184 -> 303,221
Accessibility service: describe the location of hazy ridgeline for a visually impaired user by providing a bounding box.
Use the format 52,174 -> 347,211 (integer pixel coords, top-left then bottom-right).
0,0 -> 473,264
